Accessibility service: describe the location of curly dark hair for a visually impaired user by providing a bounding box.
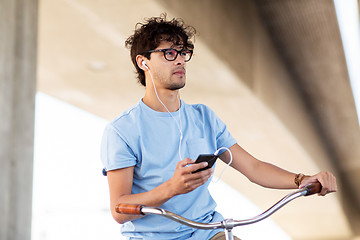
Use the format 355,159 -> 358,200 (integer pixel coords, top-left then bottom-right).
125,13 -> 196,86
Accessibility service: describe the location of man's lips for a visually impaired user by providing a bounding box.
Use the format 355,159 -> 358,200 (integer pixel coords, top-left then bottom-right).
173,68 -> 185,75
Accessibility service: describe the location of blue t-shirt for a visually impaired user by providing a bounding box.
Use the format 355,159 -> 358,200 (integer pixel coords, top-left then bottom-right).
101,99 -> 237,240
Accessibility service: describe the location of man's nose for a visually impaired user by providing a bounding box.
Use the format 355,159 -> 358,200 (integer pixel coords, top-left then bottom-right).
174,56 -> 186,66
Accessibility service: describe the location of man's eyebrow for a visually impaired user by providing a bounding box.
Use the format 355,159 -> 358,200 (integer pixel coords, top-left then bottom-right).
169,42 -> 184,49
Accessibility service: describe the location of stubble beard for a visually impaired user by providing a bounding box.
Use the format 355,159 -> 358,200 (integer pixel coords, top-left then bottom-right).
168,80 -> 186,90
153,70 -> 186,91
163,74 -> 186,91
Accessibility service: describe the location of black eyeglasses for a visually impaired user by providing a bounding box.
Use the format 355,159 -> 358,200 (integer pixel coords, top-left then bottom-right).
145,48 -> 193,62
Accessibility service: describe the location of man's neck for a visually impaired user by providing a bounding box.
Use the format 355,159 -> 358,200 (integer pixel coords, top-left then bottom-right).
143,88 -> 181,112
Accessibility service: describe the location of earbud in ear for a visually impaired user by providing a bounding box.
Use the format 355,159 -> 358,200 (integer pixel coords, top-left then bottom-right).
142,61 -> 148,69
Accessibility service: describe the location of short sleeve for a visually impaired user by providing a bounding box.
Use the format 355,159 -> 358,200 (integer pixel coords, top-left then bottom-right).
214,113 -> 237,151
100,124 -> 137,171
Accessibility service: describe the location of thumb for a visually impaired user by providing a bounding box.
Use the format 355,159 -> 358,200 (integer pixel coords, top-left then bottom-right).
299,176 -> 318,189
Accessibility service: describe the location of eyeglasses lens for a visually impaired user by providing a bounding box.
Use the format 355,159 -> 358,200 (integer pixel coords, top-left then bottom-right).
165,49 -> 177,61
164,49 -> 192,62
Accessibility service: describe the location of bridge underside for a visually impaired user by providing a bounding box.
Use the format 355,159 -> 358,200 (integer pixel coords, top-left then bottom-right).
35,0 -> 360,239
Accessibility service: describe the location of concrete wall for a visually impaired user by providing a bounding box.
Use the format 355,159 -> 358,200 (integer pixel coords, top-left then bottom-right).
0,0 -> 38,239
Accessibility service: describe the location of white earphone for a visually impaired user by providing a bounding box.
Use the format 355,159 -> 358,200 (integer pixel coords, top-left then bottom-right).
142,61 -> 148,69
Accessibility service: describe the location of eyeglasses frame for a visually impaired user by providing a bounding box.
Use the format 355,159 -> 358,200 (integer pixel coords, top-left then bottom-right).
145,48 -> 193,62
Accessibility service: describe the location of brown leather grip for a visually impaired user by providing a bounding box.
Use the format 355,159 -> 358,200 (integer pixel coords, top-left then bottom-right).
115,204 -> 144,215
304,182 -> 322,196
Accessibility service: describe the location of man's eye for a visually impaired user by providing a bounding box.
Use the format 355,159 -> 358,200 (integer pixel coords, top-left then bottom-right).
181,50 -> 192,56
165,50 -> 176,57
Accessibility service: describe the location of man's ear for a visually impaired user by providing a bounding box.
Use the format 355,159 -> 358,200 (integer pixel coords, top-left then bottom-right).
136,55 -> 148,71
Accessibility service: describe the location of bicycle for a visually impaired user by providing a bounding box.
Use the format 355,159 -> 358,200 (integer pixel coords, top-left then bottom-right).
115,182 -> 322,240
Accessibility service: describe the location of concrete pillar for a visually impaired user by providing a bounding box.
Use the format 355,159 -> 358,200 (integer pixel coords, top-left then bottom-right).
0,0 -> 38,239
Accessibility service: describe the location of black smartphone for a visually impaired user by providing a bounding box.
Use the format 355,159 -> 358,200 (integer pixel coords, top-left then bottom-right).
192,154 -> 218,173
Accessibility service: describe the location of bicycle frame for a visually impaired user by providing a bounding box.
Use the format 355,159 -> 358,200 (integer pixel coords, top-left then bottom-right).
115,183 -> 321,240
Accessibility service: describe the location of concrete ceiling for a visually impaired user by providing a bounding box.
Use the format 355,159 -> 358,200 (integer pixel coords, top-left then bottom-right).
37,0 -> 360,239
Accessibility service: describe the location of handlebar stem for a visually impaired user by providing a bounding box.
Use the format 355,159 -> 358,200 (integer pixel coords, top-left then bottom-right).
222,218 -> 236,230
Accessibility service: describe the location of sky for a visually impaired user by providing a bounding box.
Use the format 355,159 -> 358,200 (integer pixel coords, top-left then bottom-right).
334,0 -> 360,125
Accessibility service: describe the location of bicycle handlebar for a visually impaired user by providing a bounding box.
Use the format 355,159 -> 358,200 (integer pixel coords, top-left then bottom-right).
115,182 -> 322,229
304,181 -> 322,196
116,203 -> 144,215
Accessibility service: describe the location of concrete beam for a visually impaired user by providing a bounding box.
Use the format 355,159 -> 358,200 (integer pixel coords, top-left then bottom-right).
0,0 -> 38,239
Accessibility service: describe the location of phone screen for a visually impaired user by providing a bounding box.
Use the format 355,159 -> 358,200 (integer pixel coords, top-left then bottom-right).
192,154 -> 218,173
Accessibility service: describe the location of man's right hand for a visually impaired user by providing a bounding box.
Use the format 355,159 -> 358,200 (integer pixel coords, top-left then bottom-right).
167,158 -> 214,196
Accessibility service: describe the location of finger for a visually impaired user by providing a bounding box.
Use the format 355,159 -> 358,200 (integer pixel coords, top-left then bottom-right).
319,187 -> 330,196
177,158 -> 195,168
192,174 -> 212,185
196,167 -> 213,177
316,172 -> 337,194
180,168 -> 214,193
299,177 -> 318,189
329,174 -> 338,192
186,174 -> 212,191
185,182 -> 203,192
185,161 -> 209,173
184,167 -> 213,183
333,177 -> 338,192
191,168 -> 213,182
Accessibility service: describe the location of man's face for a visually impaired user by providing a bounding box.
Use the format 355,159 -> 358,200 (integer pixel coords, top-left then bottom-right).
147,41 -> 187,91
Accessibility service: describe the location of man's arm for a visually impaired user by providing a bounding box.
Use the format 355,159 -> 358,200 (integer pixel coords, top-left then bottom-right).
219,144 -> 337,195
107,158 -> 213,224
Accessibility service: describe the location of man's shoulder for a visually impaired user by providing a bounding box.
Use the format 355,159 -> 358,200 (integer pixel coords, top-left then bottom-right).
185,102 -> 216,116
110,101 -> 142,128
186,102 -> 210,111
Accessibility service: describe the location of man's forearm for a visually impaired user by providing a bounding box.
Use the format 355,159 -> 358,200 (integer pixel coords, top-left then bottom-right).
248,160 -> 297,189
224,144 -> 298,189
111,180 -> 174,224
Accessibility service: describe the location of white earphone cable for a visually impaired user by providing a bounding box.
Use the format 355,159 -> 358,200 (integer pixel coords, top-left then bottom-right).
144,62 -> 232,176
212,147 -> 233,183
147,67 -> 183,161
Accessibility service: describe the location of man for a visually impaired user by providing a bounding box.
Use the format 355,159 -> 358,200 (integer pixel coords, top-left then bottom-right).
101,14 -> 337,240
